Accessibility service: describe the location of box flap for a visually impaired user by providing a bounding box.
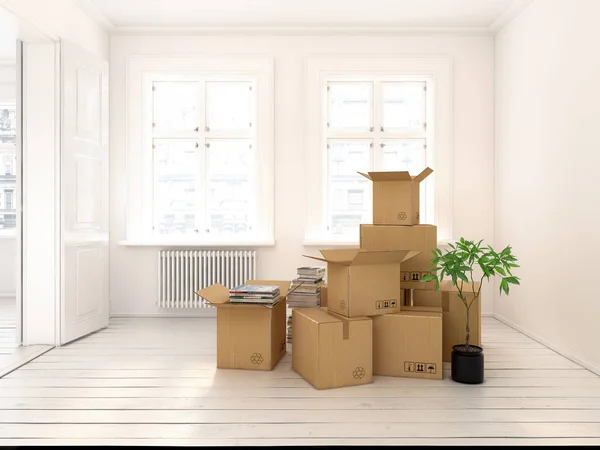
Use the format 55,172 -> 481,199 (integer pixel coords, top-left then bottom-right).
413,167 -> 434,183
245,279 -> 291,298
358,171 -> 412,182
196,283 -> 230,305
351,249 -> 421,266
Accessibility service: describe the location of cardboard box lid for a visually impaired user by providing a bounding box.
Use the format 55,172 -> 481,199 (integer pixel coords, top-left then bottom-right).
357,167 -> 433,183
196,280 -> 291,307
294,307 -> 370,340
303,249 -> 420,266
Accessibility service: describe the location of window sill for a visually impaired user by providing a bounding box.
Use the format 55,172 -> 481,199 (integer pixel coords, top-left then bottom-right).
118,239 -> 275,248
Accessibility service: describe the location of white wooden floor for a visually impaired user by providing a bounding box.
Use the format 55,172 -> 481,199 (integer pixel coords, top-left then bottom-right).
0,316 -> 599,446
0,298 -> 18,371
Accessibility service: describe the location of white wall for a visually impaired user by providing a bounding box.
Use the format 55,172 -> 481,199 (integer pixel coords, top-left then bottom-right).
495,0 -> 600,371
1,0 -> 109,60
110,33 -> 495,316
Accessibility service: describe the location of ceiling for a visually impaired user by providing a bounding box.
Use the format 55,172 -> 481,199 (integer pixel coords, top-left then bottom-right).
82,0 -> 529,32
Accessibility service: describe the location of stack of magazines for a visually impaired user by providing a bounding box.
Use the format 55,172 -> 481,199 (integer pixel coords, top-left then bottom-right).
229,284 -> 281,307
286,266 -> 326,343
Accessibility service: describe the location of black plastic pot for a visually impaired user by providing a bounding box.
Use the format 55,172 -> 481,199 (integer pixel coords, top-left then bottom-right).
451,344 -> 484,384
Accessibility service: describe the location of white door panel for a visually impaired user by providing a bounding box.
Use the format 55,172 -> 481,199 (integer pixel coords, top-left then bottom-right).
60,40 -> 109,344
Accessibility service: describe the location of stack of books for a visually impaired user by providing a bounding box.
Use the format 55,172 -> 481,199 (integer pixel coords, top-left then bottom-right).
286,266 -> 326,343
229,284 -> 281,307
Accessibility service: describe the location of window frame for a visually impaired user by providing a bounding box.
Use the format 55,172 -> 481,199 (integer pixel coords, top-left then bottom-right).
125,56 -> 274,246
304,56 -> 453,245
0,102 -> 17,236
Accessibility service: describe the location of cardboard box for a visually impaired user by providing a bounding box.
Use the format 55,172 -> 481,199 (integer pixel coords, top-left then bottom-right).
360,224 -> 438,290
358,168 -> 433,225
411,281 -> 482,362
292,307 -> 372,389
320,284 -> 328,307
372,309 -> 443,380
303,249 -> 420,317
196,280 -> 290,371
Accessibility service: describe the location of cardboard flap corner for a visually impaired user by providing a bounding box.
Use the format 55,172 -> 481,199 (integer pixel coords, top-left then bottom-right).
402,250 -> 422,262
196,283 -> 230,305
357,171 -> 372,181
413,167 -> 434,183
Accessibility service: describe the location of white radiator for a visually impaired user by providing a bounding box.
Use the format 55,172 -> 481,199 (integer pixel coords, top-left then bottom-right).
158,250 -> 257,308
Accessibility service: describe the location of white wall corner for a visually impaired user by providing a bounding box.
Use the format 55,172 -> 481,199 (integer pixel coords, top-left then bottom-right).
493,313 -> 600,377
73,0 -> 115,32
489,0 -> 535,34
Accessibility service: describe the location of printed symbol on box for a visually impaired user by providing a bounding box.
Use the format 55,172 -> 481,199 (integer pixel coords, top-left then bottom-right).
415,362 -> 426,373
421,271 -> 431,280
376,301 -> 382,309
404,361 -> 415,372
353,367 -> 366,379
401,272 -> 410,282
390,300 -> 397,308
416,212 -> 420,222
250,353 -> 264,365
280,340 -> 286,351
411,272 -> 421,281
426,363 -> 437,374
340,300 -> 346,311
384,300 -> 390,308
397,212 -> 408,221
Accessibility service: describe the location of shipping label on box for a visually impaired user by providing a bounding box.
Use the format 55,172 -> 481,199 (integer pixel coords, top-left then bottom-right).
292,307 -> 372,389
196,280 -> 290,371
358,168 -> 433,225
411,280 -> 482,362
371,309 -> 443,380
303,249 -> 420,317
360,224 -> 437,290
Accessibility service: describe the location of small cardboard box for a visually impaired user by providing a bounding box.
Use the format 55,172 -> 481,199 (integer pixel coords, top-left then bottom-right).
303,249 -> 420,317
371,309 -> 443,380
360,224 -> 437,290
292,307 -> 372,389
411,281 -> 482,362
358,168 -> 433,225
196,280 -> 290,371
320,284 -> 328,307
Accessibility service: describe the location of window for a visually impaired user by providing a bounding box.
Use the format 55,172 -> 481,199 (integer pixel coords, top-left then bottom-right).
0,104 -> 17,231
126,57 -> 274,245
305,57 -> 452,244
325,80 -> 430,234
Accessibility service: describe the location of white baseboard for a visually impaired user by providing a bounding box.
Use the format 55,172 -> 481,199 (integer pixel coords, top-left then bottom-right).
493,312 -> 600,377
482,313 -> 495,318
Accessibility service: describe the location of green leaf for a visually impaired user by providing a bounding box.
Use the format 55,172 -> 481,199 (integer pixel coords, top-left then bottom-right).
496,267 -> 506,276
506,276 -> 520,285
421,274 -> 436,282
457,272 -> 469,283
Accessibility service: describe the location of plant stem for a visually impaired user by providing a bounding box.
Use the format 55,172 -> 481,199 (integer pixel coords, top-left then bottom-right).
465,304 -> 471,347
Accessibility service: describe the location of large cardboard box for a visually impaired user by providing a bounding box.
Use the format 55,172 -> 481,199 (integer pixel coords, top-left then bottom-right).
360,224 -> 437,290
358,168 -> 433,225
372,309 -> 443,380
411,281 -> 482,362
196,280 -> 290,371
303,249 -> 420,317
292,307 -> 372,389
320,284 -> 328,307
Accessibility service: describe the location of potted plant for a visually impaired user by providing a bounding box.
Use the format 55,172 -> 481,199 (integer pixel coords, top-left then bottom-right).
421,238 -> 520,384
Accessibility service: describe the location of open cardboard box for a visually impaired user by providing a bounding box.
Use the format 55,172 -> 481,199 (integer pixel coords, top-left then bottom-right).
410,280 -> 482,362
292,307 -> 372,389
303,249 -> 420,317
196,280 -> 291,371
360,224 -> 438,290
358,167 -> 433,225
372,308 -> 443,380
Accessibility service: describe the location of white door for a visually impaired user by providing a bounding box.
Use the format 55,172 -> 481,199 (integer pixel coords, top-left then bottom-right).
60,40 -> 109,344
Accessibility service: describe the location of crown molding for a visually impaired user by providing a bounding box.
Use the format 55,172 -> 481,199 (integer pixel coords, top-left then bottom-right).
74,0 -> 115,32
489,0 -> 534,34
109,25 -> 493,36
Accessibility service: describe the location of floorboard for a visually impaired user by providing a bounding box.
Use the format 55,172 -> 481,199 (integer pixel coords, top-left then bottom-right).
0,316 -> 598,445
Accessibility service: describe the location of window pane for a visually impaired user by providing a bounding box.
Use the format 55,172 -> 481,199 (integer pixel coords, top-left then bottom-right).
153,139 -> 197,235
0,105 -> 16,144
328,140 -> 372,235
381,139 -> 427,174
381,82 -> 425,131
206,139 -> 255,236
206,81 -> 254,131
328,82 -> 372,130
152,82 -> 197,133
